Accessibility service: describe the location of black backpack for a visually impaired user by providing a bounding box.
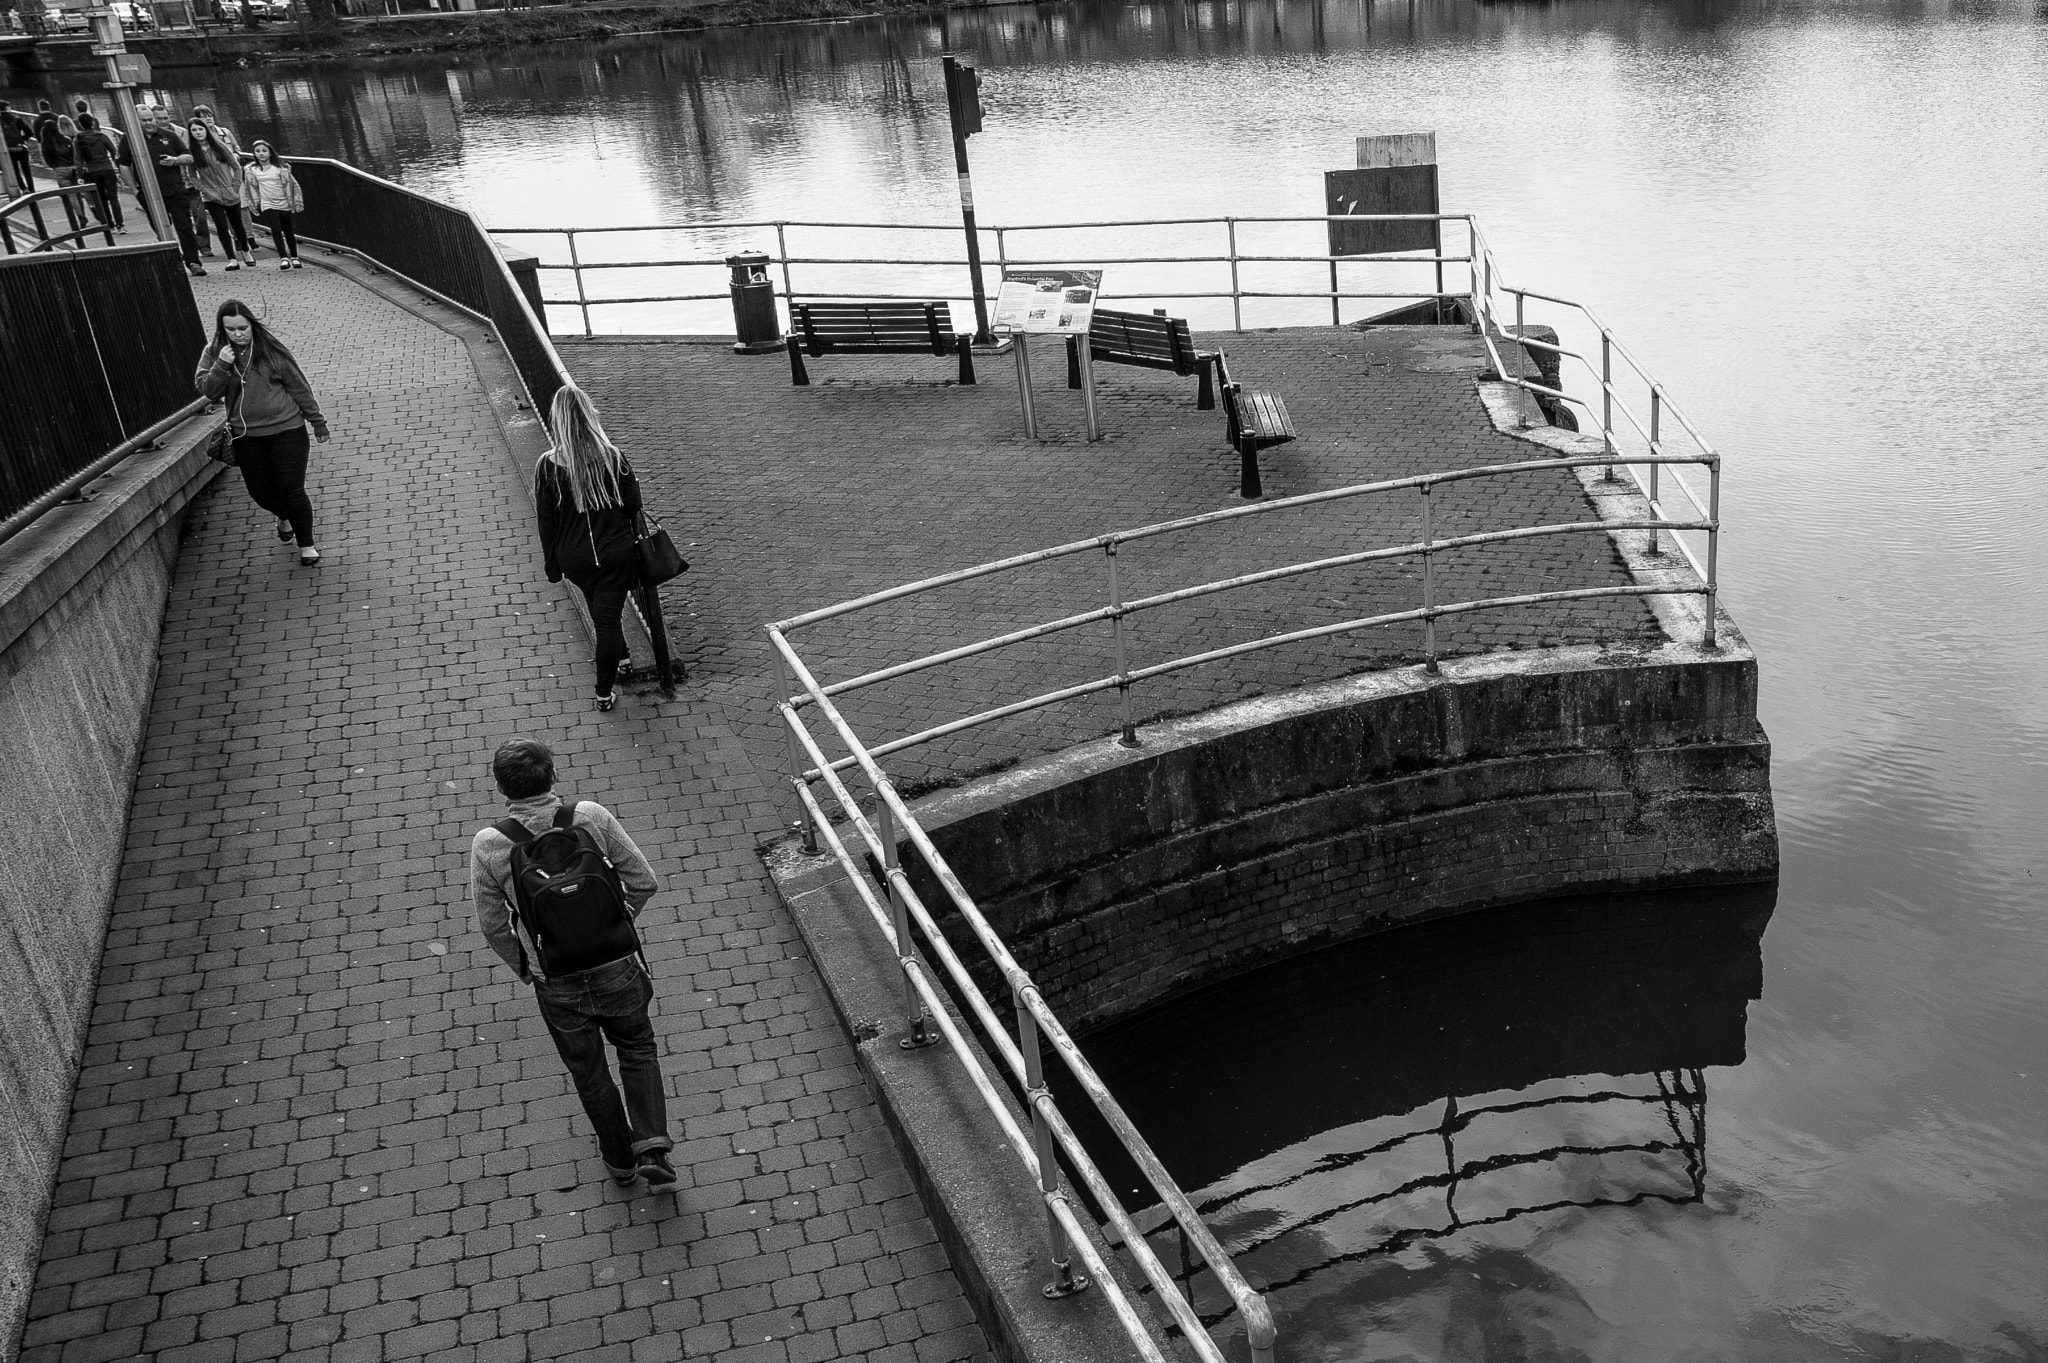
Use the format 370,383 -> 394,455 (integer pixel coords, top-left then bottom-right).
496,801 -> 643,977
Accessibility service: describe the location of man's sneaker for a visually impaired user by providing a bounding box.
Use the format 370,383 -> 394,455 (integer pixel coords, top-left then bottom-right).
636,1149 -> 677,1187
187,263 -> 206,277
594,692 -> 617,712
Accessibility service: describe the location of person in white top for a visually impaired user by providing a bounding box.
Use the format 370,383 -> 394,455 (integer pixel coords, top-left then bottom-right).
238,139 -> 305,269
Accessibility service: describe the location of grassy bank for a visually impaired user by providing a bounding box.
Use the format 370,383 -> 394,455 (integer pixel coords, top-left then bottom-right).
241,0 -> 995,60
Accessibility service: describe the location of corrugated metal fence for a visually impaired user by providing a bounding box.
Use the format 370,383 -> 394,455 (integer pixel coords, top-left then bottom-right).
290,159 -> 566,419
0,242 -> 205,534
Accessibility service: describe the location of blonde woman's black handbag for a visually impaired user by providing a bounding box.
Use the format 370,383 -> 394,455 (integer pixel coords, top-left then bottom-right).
635,511 -> 688,584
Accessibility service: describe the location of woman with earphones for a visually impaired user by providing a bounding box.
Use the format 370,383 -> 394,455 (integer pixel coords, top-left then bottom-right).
195,299 -> 331,567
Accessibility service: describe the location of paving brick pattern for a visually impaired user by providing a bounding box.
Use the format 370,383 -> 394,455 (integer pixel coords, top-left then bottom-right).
20,264 -> 989,1363
567,326 -> 1661,792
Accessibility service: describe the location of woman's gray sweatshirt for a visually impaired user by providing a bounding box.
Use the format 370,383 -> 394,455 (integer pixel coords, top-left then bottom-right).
195,345 -> 327,439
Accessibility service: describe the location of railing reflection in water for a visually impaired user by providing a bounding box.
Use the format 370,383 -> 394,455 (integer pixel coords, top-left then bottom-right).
1147,1069 -> 1708,1329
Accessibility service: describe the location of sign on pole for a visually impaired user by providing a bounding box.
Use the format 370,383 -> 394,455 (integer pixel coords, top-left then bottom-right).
1325,131 -> 1440,258
991,268 -> 1103,335
111,52 -> 151,85
992,268 -> 1106,441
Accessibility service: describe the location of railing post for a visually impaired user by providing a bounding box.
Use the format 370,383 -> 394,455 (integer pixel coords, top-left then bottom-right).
1648,390 -> 1663,555
1329,252 -> 1340,327
775,222 -> 795,316
566,230 -> 591,337
1106,540 -> 1139,747
1017,991 -> 1087,1299
1227,217 -> 1242,333
1601,331 -> 1616,479
1474,249 -> 1488,336
1703,455 -> 1720,650
878,796 -> 938,1049
1420,482 -> 1439,674
1513,289 -> 1531,429
777,654 -> 821,856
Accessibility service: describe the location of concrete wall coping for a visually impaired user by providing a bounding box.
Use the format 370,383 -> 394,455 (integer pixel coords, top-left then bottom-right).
0,413 -> 222,687
908,632 -> 1755,835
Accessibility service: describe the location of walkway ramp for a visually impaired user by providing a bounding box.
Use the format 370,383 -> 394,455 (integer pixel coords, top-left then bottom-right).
17,260 -> 988,1363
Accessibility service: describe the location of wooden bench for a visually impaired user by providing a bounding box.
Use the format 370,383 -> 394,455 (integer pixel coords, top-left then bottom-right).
785,301 -> 976,386
1215,352 -> 1297,499
1065,307 -> 1218,408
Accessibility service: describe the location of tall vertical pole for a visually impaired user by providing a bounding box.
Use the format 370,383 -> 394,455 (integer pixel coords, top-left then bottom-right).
91,9 -> 168,244
943,54 -> 994,345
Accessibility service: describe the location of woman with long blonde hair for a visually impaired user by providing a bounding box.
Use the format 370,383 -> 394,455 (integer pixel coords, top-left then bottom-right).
534,384 -> 644,711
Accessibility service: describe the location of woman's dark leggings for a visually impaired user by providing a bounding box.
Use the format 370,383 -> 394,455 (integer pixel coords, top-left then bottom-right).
84,170 -> 122,229
581,583 -> 630,695
235,426 -> 314,546
261,208 -> 299,258
204,200 -> 250,253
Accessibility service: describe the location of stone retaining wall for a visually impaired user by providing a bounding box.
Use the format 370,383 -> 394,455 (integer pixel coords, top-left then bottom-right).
903,639 -> 1778,1033
0,424 -> 217,1362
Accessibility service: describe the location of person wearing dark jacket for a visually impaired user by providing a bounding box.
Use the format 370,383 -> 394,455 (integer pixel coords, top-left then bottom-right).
0,101 -> 34,198
533,385 -> 646,711
135,104 -> 203,275
33,102 -> 59,176
71,114 -> 123,231
194,299 -> 332,566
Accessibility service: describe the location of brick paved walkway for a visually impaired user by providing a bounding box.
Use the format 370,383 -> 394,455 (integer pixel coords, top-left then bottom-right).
569,326 -> 1661,793
18,264 -> 989,1363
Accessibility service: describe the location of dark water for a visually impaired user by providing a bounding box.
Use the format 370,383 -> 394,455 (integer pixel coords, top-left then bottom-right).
12,0 -> 2048,1355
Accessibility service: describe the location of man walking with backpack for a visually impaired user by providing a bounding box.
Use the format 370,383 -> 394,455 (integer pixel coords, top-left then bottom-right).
468,737 -> 677,1189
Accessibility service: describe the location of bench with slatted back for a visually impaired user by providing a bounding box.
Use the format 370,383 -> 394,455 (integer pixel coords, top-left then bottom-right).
785,301 -> 977,386
1214,351 -> 1298,499
1064,307 -> 1219,409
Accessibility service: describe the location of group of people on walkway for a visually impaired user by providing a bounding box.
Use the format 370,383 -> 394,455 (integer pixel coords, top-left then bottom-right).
1,97 -> 306,274
187,292 -> 682,1187
195,294 -> 657,716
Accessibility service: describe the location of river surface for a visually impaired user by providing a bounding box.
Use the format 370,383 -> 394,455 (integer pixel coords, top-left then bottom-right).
11,1 -> 2047,1357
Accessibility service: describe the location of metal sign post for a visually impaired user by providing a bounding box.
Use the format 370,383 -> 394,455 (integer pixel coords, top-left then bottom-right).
1012,333 -> 1037,439
1076,340 -> 1100,442
89,8 -> 169,245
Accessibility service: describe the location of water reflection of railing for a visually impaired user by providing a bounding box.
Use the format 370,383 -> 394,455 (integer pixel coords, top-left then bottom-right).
1151,1070 -> 1708,1329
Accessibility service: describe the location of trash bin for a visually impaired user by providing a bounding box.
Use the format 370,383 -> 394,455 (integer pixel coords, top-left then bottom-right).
727,252 -> 780,354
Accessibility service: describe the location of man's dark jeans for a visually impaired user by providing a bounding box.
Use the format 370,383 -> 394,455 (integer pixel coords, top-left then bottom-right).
533,956 -> 671,1175
144,184 -> 200,264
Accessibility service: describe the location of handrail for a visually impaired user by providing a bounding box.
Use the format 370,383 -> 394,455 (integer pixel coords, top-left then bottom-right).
1,184 -> 116,255
0,398 -> 208,552
492,212 -> 1472,337
773,639 -> 1276,1363
767,450 -> 1719,1363
743,211 -> 1729,1363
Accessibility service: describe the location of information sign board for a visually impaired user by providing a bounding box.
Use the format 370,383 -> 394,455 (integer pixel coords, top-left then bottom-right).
1326,131 -> 1441,257
991,268 -> 1103,335
112,52 -> 152,85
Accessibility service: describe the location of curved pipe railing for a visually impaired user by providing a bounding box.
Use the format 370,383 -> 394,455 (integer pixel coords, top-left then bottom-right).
767,429 -> 1719,1363
1,184 -> 117,255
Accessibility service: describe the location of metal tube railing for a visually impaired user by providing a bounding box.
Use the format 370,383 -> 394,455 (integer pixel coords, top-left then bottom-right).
748,213 -> 1728,1363
773,634 -> 1276,1363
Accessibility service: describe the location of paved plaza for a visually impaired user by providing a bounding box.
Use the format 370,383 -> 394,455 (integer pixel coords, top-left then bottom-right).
19,260 -> 1659,1363
574,321 -> 1659,791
